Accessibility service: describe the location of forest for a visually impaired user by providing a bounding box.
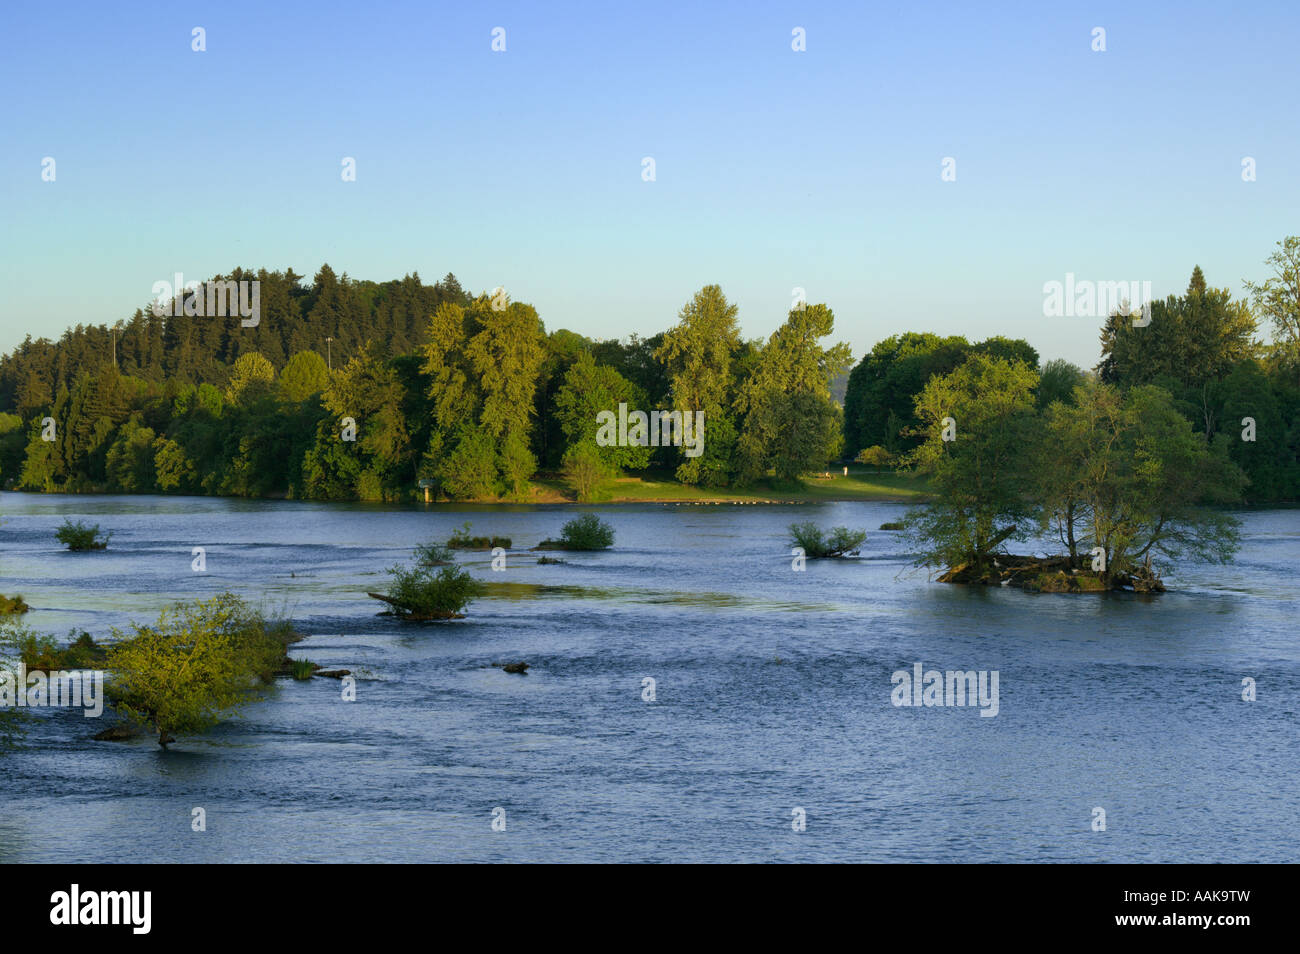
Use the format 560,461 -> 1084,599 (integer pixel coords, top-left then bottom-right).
0,239 -> 1297,514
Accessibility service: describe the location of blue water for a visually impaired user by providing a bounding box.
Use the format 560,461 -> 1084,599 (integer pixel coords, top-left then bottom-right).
0,493 -> 1296,862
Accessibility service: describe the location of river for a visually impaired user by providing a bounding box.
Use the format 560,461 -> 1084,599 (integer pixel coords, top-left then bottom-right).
0,493 -> 1295,862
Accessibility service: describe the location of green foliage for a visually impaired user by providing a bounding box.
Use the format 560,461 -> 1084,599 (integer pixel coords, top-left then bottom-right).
382,562 -> 484,620
551,513 -> 615,550
447,522 -> 511,549
555,350 -> 650,471
1036,359 -> 1089,409
1098,270 -> 1256,390
105,593 -> 293,746
0,257 -> 1295,509
105,417 -> 156,491
735,303 -> 851,483
855,445 -> 897,467
1243,236 -> 1300,366
904,354 -> 1043,571
225,352 -> 276,405
290,658 -> 317,680
17,629 -> 105,671
55,519 -> 111,550
788,522 -> 866,558
1037,380 -> 1245,585
422,296 -> 547,500
437,427 -> 498,500
0,411 -> 24,483
656,286 -> 742,484
415,539 -> 454,565
278,350 -> 330,402
152,435 -> 196,491
562,441 -> 616,502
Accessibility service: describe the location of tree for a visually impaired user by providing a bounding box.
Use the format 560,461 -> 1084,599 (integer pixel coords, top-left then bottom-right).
554,351 -> 650,471
735,303 -> 851,483
224,352 -> 276,405
278,350 -> 330,402
438,427 -> 498,499
904,354 -> 1043,572
301,346 -> 410,500
104,417 -> 156,492
655,285 -> 742,484
106,594 -> 282,747
1243,236 -> 1300,366
1098,269 -> 1256,390
1045,382 -> 1245,587
152,435 -> 196,492
1036,358 -> 1089,409
842,333 -> 973,459
562,441 -> 616,502
421,297 -> 546,497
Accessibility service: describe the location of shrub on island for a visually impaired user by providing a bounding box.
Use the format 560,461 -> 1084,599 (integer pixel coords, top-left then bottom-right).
106,593 -> 302,747
447,522 -> 511,550
371,562 -> 484,621
535,513 -> 615,551
789,522 -> 866,558
0,594 -> 30,615
55,519 -> 111,551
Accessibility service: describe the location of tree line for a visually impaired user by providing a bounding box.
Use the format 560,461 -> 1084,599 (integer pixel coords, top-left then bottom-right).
0,240 -> 1295,507
843,245 -> 1300,505
0,276 -> 851,500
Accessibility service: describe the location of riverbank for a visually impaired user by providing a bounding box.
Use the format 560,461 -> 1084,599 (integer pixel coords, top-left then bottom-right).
5,469 -> 932,507
510,469 -> 932,505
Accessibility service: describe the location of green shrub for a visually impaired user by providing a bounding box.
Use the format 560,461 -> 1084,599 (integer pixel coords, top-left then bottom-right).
290,658 -> 318,680
879,521 -> 905,531
855,445 -> 897,468
382,563 -> 484,620
447,522 -> 511,550
18,629 -> 107,672
562,442 -> 615,502
55,519 -> 111,551
415,539 -> 454,565
0,594 -> 29,615
538,513 -> 615,550
789,522 -> 866,558
106,593 -> 294,746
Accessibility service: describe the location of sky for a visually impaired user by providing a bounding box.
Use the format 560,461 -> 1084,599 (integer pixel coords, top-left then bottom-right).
1,0 -> 1296,367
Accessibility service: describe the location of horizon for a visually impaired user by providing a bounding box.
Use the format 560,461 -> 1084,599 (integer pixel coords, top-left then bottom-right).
3,0 -> 1297,366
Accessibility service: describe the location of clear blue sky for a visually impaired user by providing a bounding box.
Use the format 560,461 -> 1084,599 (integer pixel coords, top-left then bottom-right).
1,0 -> 1295,367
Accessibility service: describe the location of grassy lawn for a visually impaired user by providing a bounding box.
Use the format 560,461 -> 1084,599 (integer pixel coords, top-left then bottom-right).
524,467 -> 930,504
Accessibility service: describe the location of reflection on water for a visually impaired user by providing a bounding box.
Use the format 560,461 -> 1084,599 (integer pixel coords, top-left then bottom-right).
0,493 -> 1296,862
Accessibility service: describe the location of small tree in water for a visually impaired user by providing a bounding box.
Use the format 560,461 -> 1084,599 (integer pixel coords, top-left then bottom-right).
55,519 -> 111,551
788,522 -> 866,558
106,593 -> 288,747
381,562 -> 484,620
538,513 -> 615,550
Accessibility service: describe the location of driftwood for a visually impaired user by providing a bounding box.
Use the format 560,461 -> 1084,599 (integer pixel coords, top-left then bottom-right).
366,592 -> 466,621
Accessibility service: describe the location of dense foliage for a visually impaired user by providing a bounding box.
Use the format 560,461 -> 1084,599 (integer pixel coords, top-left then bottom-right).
381,562 -> 484,620
546,513 -> 615,550
3,243 -> 1297,504
55,519 -> 110,550
106,593 -> 295,746
788,522 -> 867,558
0,272 -> 854,500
